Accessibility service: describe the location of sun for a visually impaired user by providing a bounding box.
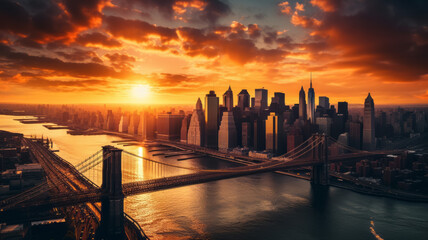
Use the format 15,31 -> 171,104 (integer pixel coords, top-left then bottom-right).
131,84 -> 151,99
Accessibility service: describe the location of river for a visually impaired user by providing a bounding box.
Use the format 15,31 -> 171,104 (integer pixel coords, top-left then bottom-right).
1,114 -> 427,240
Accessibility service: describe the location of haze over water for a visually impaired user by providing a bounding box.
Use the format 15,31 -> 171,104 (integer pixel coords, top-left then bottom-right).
1,114 -> 427,240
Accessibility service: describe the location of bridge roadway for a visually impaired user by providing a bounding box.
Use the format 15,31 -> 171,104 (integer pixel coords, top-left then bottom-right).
6,138 -> 147,240
6,149 -> 398,211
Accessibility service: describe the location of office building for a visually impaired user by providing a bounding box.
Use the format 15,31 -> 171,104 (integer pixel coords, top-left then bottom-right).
187,98 -> 205,146
307,74 -> 315,123
363,93 -> 376,150
299,86 -> 307,120
223,86 -> 234,111
238,89 -> 250,111
218,112 -> 237,151
205,91 -> 219,148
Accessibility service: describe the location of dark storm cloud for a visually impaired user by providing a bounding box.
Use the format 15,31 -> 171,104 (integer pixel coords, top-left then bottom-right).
0,0 -> 109,42
115,0 -> 231,24
0,44 -> 123,78
307,0 -> 428,81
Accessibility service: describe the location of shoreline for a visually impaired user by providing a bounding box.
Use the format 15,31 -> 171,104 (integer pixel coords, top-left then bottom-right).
3,113 -> 428,203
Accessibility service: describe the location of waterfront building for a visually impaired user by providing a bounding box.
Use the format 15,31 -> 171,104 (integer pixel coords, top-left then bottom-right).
205,91 -> 219,148
118,114 -> 130,133
223,86 -> 234,111
105,110 -> 115,131
265,112 -> 285,154
319,96 -> 330,109
255,88 -> 268,111
299,87 -> 307,120
307,74 -> 315,124
218,112 -> 237,151
128,111 -> 140,135
237,89 -> 250,111
253,118 -> 266,151
363,93 -> 376,150
241,121 -> 252,148
187,98 -> 205,146
157,112 -> 183,141
180,115 -> 191,143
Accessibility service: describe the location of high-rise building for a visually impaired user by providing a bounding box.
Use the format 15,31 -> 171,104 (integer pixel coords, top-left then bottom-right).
138,111 -> 156,140
253,118 -> 266,151
180,114 -> 191,143
218,112 -> 237,151
128,111 -> 140,135
237,89 -> 250,111
316,116 -> 332,136
265,112 -> 285,154
319,96 -> 330,109
105,110 -> 115,131
307,74 -> 315,123
157,112 -> 184,141
255,88 -> 268,110
187,98 -> 205,146
363,93 -> 375,150
349,121 -> 362,150
270,92 -> 285,113
241,121 -> 252,147
205,91 -> 219,148
299,86 -> 307,120
338,101 -> 349,121
223,86 -> 234,111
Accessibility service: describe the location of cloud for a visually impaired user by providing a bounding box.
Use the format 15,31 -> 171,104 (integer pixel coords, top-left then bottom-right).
0,44 -> 125,78
105,53 -> 136,70
76,32 -> 122,48
104,15 -> 178,44
291,11 -> 321,28
0,0 -> 110,43
303,0 -> 428,82
278,2 -> 292,15
115,0 -> 231,24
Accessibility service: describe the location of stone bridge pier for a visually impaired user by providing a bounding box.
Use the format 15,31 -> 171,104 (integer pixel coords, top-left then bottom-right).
96,145 -> 125,240
311,134 -> 329,186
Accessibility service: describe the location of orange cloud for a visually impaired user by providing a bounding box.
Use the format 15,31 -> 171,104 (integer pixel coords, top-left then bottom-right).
278,2 -> 292,15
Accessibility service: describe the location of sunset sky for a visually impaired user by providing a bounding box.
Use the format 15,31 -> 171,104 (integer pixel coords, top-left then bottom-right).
0,0 -> 427,105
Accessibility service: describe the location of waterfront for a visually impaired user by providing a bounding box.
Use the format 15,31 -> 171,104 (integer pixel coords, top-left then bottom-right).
1,115 -> 427,240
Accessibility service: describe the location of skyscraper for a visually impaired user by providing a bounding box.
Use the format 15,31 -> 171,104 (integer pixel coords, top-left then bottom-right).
218,112 -> 237,151
338,101 -> 349,121
319,96 -> 330,109
265,112 -> 285,154
299,86 -> 307,120
223,86 -> 234,111
187,98 -> 205,146
205,91 -> 219,148
237,89 -> 250,111
363,93 -> 375,150
307,74 -> 315,123
255,88 -> 268,111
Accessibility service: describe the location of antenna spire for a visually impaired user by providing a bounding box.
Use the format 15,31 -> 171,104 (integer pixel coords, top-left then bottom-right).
310,72 -> 312,88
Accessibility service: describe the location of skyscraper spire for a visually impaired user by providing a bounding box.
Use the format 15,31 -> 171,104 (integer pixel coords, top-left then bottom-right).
310,72 -> 312,88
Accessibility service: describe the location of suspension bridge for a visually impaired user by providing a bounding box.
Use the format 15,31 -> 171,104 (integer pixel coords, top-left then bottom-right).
0,134 -> 401,240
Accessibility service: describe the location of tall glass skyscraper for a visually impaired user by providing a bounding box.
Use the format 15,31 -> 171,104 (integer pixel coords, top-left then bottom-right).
205,90 -> 219,148
307,74 -> 315,123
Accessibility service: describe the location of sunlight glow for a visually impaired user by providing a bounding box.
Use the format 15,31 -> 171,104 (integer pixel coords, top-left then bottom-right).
131,84 -> 151,99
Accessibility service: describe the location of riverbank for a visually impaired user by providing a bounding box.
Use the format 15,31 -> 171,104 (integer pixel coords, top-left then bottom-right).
5,113 -> 428,203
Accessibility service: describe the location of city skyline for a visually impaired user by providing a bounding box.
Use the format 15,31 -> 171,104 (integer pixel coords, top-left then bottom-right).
0,0 -> 428,105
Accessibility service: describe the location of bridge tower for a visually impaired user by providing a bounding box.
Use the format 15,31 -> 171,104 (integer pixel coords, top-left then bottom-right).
96,145 -> 125,240
311,134 -> 329,185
